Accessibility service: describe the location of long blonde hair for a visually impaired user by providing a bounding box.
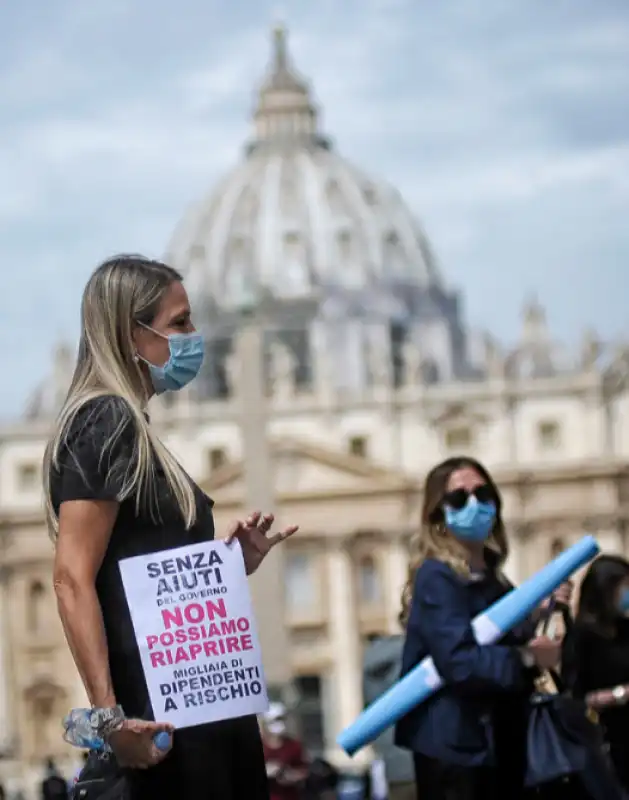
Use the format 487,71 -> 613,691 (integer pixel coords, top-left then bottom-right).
400,456 -> 508,625
43,254 -> 198,539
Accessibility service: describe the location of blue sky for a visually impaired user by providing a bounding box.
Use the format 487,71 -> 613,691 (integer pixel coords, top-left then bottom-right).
0,0 -> 627,419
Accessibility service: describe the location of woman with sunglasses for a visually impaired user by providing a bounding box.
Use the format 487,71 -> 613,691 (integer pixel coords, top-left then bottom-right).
394,456 -> 567,800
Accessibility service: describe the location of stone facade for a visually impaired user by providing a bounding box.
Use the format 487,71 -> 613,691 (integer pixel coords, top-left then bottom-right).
1,344 -> 629,792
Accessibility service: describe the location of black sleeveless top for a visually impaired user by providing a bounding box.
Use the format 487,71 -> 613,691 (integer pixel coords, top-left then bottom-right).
51,395 -> 216,719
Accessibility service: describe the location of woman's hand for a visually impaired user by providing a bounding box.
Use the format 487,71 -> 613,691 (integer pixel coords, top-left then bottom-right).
266,761 -> 281,778
225,511 -> 299,575
551,580 -> 573,608
109,719 -> 174,769
539,581 -> 573,614
524,636 -> 562,671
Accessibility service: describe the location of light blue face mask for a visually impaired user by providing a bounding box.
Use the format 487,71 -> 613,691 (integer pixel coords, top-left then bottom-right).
138,324 -> 205,395
618,587 -> 629,614
444,496 -> 496,542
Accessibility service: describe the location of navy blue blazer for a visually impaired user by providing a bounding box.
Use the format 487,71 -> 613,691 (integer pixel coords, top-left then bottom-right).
394,557 -> 537,767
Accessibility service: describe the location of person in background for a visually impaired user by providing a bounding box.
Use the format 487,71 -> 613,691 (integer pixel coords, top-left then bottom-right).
40,758 -> 68,800
562,554 -> 629,791
362,634 -> 415,800
261,703 -> 308,800
394,456 -> 570,800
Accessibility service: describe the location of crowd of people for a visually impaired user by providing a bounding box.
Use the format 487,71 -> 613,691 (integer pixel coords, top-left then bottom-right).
32,253 -> 628,800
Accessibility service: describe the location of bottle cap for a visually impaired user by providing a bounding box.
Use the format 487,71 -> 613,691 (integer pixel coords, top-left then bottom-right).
153,732 -> 171,750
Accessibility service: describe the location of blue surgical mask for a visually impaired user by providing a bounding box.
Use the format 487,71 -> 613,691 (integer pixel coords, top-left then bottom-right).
618,588 -> 629,614
138,325 -> 205,395
444,497 -> 496,542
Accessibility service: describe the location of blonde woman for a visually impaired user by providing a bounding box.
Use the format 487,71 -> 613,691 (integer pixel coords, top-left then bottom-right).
45,255 -> 298,800
394,457 -> 567,800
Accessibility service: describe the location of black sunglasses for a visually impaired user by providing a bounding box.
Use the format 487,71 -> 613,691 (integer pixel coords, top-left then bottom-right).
441,483 -> 495,511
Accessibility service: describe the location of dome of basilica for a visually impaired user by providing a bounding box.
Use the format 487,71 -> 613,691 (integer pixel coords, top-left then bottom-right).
20,27 -> 603,421
165,26 -> 443,308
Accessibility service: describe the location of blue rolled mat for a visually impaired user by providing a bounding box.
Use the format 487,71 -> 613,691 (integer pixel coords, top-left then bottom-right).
337,535 -> 599,755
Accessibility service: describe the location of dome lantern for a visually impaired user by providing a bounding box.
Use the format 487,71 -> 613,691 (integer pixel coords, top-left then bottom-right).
248,25 -> 330,153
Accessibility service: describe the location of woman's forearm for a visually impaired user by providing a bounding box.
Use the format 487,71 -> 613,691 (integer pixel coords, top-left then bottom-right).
586,683 -> 629,709
55,579 -> 116,708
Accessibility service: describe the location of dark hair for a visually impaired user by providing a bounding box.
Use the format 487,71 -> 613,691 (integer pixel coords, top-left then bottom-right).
576,554 -> 629,633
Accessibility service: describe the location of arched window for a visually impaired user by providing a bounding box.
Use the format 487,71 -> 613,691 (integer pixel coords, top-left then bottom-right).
225,237 -> 255,305
26,683 -> 65,760
282,233 -> 308,295
326,180 -> 348,217
27,581 -> 46,633
383,231 -> 406,277
420,358 -> 440,385
358,556 -> 381,605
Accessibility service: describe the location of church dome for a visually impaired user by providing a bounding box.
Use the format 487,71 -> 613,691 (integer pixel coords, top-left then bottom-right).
165,26 -> 442,309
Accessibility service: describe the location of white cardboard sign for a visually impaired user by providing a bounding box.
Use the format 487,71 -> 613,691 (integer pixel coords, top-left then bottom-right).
119,540 -> 269,729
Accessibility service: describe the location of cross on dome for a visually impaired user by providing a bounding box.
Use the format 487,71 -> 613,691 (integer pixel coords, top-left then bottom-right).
250,25 -> 327,151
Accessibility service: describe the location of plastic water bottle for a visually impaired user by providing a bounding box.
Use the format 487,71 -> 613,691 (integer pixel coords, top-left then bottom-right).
63,709 -> 171,751
63,709 -> 108,751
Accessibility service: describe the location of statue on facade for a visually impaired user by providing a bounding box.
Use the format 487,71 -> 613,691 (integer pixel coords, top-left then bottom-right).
310,324 -> 334,398
224,351 -> 240,398
484,333 -> 505,379
521,295 -> 548,344
401,339 -> 422,387
580,328 -> 601,370
366,336 -> 392,387
269,341 -> 296,399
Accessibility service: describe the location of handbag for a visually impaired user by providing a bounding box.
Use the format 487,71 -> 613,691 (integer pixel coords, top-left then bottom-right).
70,751 -> 129,800
525,605 -> 626,799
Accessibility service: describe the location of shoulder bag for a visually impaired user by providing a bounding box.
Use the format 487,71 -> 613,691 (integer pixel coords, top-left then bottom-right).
525,604 -> 626,799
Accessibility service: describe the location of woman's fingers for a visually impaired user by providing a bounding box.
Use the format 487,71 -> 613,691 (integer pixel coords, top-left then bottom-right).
258,513 -> 274,534
224,520 -> 245,543
149,738 -> 172,763
226,511 -> 263,542
123,718 -> 173,734
268,525 -> 299,547
245,511 -> 262,528
226,511 -> 285,542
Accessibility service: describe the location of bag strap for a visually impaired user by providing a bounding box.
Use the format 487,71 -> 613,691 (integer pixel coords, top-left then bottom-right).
539,598 -> 573,634
537,598 -> 574,694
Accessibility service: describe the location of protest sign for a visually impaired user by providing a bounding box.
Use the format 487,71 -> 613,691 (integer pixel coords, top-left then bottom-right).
119,540 -> 269,729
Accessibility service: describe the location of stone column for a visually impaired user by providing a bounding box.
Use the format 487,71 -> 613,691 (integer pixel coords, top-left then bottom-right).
504,525 -> 527,584
590,527 -> 624,555
0,560 -> 12,752
326,542 -> 369,767
385,536 -> 409,631
235,319 -> 291,693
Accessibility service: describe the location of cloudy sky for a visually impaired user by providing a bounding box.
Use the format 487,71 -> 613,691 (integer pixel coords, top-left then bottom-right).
0,0 -> 627,419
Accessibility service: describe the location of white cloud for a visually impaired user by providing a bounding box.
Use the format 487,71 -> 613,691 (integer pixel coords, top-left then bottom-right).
0,0 -> 628,418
